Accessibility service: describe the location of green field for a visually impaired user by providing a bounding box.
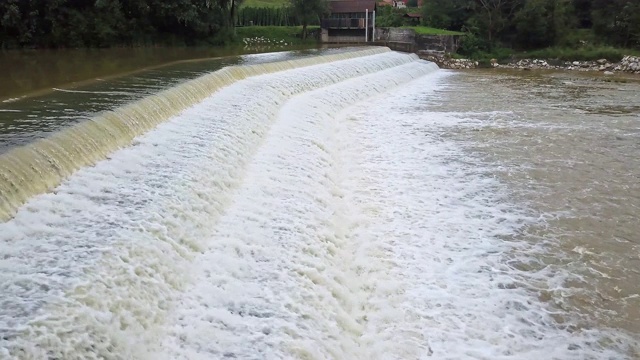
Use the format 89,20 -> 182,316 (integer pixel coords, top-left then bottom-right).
241,0 -> 288,8
402,26 -> 464,35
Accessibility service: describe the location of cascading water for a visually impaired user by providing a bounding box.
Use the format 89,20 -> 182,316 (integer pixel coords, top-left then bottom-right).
0,49 -> 635,360
1,50 -> 437,359
0,47 -> 389,222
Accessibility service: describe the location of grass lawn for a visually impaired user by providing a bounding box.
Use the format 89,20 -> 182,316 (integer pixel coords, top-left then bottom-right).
241,0 -> 288,8
236,26 -> 320,43
402,26 -> 464,35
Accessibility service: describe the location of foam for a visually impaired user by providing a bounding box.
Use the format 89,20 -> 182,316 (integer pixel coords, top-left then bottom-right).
158,70 -> 634,359
0,51 -> 436,359
159,60 -> 438,360
2,51 -> 632,360
0,47 -> 391,221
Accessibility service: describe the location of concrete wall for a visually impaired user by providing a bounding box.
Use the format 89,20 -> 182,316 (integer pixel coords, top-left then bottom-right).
327,36 -> 368,43
372,41 -> 414,52
325,28 -> 368,43
321,29 -> 329,42
374,28 -> 460,53
375,27 -> 414,43
415,34 -> 458,53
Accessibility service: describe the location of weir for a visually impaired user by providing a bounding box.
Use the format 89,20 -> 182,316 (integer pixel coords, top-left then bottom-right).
0,50 -> 440,358
163,60 -> 440,359
0,47 -> 391,222
1,48 -> 634,359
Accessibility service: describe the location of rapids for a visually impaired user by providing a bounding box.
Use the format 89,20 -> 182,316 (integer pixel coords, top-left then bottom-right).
0,49 -> 637,359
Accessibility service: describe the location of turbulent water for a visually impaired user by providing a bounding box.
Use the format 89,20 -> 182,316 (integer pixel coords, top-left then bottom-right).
0,47 -> 384,222
0,49 -> 639,359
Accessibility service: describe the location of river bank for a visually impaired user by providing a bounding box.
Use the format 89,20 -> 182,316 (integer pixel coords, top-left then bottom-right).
419,51 -> 640,75
492,55 -> 640,74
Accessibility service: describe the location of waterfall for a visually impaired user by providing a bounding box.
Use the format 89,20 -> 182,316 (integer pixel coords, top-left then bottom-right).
0,47 -> 392,222
2,46 -> 628,360
0,50 -> 439,359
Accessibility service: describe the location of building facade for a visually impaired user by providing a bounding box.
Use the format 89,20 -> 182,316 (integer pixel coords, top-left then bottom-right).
321,0 -> 377,43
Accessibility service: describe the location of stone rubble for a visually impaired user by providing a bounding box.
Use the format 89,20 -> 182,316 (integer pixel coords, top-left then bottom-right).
241,37 -> 290,51
417,50 -> 640,74
491,55 -> 640,75
418,51 -> 479,69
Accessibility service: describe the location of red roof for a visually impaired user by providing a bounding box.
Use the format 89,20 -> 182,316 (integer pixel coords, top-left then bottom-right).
329,1 -> 377,13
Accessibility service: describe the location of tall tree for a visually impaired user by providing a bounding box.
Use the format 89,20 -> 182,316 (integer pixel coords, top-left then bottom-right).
571,0 -> 592,28
291,0 -> 327,39
513,0 -> 574,49
421,0 -> 471,31
471,0 -> 521,43
592,0 -> 640,48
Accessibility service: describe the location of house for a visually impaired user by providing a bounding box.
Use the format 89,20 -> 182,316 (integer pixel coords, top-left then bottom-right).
393,0 -> 406,9
403,12 -> 421,25
321,0 -> 377,43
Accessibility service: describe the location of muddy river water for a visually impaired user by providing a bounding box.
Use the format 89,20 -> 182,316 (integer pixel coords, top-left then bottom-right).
0,50 -> 638,358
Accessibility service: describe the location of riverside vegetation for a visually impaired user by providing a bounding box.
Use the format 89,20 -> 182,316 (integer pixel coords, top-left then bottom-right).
1,0 -> 639,71
0,0 -> 324,48
421,0 -> 640,63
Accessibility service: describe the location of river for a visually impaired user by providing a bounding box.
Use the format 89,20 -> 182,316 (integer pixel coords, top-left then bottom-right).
0,45 -> 348,152
0,45 -> 335,102
435,69 -> 640,336
0,48 -> 638,359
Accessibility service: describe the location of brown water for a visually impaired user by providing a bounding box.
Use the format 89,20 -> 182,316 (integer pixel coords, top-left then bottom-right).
0,52 -> 638,358
0,45 -> 350,152
436,69 -> 640,347
0,45 -> 328,102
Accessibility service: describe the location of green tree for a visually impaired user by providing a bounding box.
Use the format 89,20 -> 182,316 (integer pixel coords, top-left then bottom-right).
514,0 -> 574,49
592,0 -> 640,48
470,0 -> 521,43
291,0 -> 327,39
572,0 -> 592,28
376,6 -> 407,27
421,0 -> 471,30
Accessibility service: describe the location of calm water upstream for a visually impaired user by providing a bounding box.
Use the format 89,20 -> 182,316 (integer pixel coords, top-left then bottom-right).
0,49 -> 638,359
0,46 -> 350,152
0,45 -> 336,101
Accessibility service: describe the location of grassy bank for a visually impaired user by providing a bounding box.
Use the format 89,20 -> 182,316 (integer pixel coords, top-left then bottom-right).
403,26 -> 464,36
241,0 -> 288,8
235,26 -> 319,44
514,46 -> 640,62
459,46 -> 640,65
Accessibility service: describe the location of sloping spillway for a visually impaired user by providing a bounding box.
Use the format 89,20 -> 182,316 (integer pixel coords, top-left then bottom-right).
0,49 -> 632,359
0,48 -> 388,222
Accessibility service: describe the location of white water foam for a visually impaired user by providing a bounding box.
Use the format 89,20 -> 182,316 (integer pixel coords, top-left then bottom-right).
0,52 -> 435,359
1,51 -> 632,359
52,88 -> 136,96
158,71 -> 633,359
1,98 -> 23,104
158,60 -> 437,360
327,76 -> 633,359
